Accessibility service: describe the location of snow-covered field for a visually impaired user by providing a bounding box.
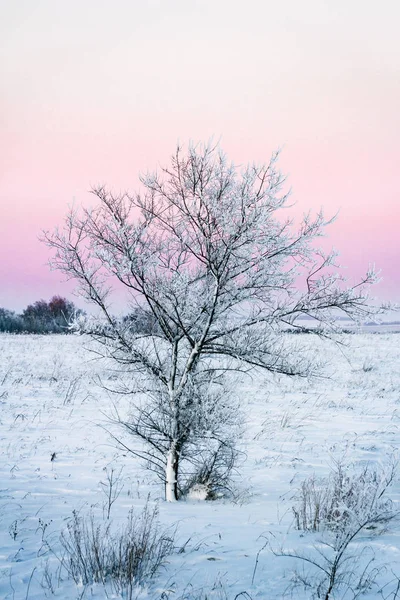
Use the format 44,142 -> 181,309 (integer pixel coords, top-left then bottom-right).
1,332 -> 400,599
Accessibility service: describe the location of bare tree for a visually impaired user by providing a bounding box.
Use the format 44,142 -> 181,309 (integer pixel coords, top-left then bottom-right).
44,142 -> 376,501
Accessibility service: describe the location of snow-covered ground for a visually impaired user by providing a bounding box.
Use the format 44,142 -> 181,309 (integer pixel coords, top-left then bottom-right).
1,332 -> 400,599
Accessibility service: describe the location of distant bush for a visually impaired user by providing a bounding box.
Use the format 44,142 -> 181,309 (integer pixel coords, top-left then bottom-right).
0,308 -> 25,333
0,296 -> 83,334
122,306 -> 162,335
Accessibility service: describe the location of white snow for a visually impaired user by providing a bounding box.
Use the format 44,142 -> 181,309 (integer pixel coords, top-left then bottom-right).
0,332 -> 400,599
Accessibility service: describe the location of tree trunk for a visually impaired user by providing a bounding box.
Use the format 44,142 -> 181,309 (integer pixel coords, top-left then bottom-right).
165,440 -> 179,501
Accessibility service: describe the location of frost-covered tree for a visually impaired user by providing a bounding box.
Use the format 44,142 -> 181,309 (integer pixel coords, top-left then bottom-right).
44,143 -> 376,501
0,307 -> 24,333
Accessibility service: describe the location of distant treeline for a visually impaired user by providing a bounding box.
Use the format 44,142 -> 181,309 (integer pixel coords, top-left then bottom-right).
0,296 -> 82,334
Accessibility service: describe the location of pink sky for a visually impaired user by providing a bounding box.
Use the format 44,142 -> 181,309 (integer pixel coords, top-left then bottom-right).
1,1 -> 399,311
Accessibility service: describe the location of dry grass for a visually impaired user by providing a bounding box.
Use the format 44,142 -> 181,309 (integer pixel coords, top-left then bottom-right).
59,501 -> 175,598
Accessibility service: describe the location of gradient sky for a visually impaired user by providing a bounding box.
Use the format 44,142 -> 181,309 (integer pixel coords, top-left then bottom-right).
1,0 -> 399,311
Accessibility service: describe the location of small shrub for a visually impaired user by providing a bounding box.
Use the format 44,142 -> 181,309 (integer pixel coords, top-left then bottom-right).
292,460 -> 397,533
279,460 -> 400,600
182,440 -> 240,500
59,501 -> 174,597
